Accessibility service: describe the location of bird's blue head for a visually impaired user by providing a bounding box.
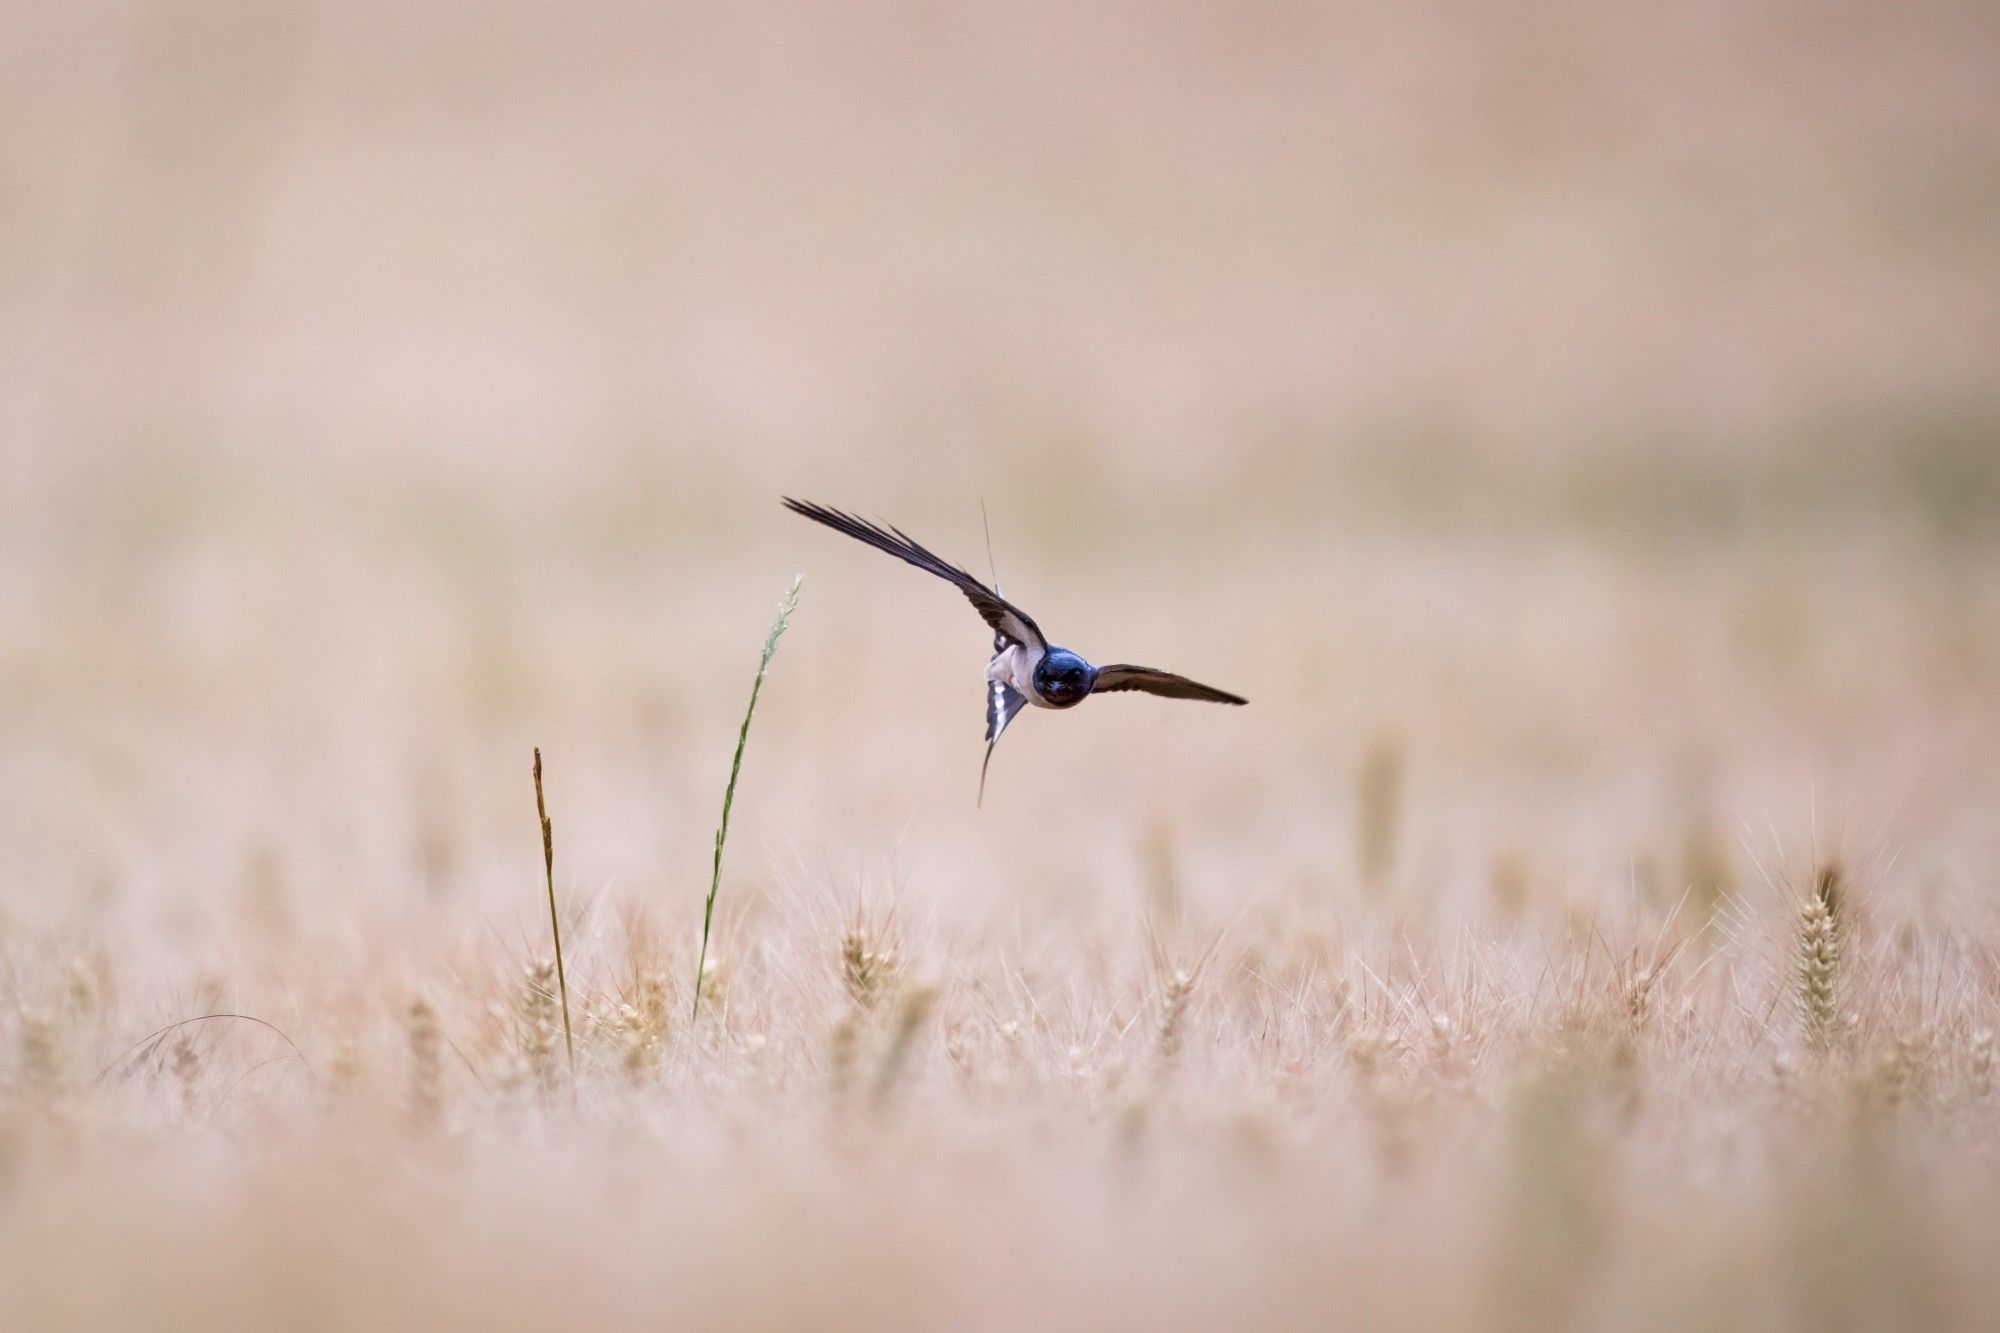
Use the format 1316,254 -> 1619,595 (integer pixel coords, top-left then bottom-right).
1033,648 -> 1096,708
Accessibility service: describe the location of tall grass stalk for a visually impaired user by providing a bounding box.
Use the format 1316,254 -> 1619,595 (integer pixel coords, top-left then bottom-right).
532,748 -> 575,1076
693,575 -> 802,1020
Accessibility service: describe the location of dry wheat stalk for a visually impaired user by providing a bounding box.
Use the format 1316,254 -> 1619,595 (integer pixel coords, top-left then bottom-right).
531,748 -> 575,1080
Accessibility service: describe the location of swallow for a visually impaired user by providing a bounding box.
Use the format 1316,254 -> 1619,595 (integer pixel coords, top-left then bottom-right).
783,498 -> 1247,801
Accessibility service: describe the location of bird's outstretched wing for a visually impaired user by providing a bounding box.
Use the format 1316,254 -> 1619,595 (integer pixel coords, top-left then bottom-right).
979,677 -> 1029,806
1090,665 -> 1247,706
783,499 -> 1047,650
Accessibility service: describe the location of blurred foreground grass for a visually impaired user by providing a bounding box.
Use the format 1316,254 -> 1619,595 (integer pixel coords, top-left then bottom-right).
4,1 -> 1999,1326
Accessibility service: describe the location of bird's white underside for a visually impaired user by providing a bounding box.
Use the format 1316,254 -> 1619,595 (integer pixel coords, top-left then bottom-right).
987,642 -> 1050,707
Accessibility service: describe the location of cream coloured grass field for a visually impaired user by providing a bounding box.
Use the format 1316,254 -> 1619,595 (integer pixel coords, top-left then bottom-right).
4,2 -> 1999,1327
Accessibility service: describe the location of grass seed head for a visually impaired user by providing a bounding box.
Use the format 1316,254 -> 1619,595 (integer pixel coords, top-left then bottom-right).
407,997 -> 443,1130
1798,888 -> 1841,1055
170,1037 -> 201,1114
697,956 -> 730,1014
840,929 -> 898,1013
1347,1027 -> 1393,1085
65,957 -> 101,1022
1154,969 -> 1195,1078
1970,1028 -> 1994,1098
1623,964 -> 1656,1032
519,960 -> 559,1093
619,975 -> 670,1081
17,1011 -> 60,1102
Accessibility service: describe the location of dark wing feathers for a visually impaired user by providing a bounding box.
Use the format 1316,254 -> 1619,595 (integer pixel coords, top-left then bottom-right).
783,498 -> 1046,650
979,678 -> 1028,807
1090,664 -> 1247,706
985,679 -> 1027,744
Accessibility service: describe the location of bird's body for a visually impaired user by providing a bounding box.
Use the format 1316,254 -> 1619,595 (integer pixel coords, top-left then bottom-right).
986,640 -> 1039,704
783,498 -> 1246,800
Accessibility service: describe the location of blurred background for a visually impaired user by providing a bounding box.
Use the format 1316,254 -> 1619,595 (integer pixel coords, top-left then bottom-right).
4,1 -> 1997,941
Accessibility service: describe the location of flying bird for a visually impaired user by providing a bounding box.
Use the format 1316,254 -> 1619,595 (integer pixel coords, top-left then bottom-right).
782,498 -> 1246,801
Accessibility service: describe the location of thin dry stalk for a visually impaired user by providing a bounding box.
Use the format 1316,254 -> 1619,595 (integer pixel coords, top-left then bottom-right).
531,748 -> 575,1079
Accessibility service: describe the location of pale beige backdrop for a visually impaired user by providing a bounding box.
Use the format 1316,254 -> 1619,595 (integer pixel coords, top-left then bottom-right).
3,4 -> 1999,1327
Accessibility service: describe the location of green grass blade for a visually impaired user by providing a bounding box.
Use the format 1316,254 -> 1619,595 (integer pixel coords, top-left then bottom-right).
693,575 -> 802,1019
